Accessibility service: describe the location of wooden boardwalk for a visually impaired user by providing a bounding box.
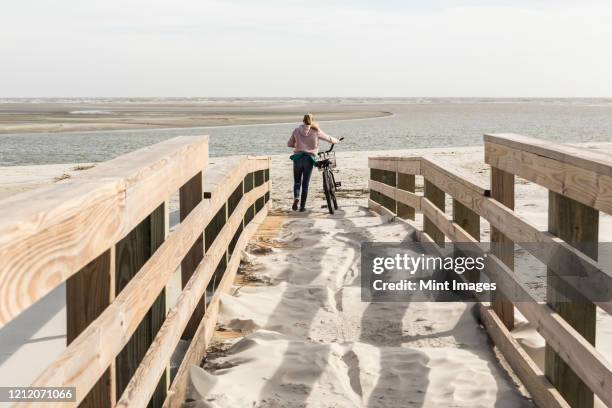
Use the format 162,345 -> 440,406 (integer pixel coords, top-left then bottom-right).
0,134 -> 611,407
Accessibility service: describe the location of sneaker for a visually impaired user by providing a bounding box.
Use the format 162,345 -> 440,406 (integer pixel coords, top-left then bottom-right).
292,199 -> 299,211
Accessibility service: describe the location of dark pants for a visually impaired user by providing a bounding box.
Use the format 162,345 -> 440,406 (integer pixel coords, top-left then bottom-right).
293,155 -> 314,208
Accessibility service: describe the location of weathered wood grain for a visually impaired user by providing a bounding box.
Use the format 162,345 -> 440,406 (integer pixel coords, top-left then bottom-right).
478,196 -> 612,315
479,304 -> 570,408
485,133 -> 612,177
545,192 -> 598,408
180,172 -> 205,340
163,201 -> 269,408
66,248 -> 116,408
0,180 -> 125,328
423,179 -> 445,245
405,157 -> 612,314
115,204 -> 167,408
485,138 -> 612,215
490,167 -> 515,330
0,136 -> 208,328
79,136 -> 209,232
115,185 -> 269,408
452,200 -> 480,241
421,156 -> 490,196
421,197 -> 477,244
367,198 -> 397,220
397,173 -> 416,220
369,179 -> 421,212
368,156 -> 421,175
453,199 -> 480,283
25,170 -> 249,406
366,146 -> 612,407
484,253 -> 612,407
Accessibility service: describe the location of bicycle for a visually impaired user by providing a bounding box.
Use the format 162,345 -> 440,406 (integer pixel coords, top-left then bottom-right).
315,137 -> 344,214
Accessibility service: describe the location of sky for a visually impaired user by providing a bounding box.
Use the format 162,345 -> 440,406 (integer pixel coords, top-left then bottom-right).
1,0 -> 612,97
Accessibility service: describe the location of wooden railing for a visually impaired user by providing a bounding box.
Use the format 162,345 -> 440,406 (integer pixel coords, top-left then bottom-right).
0,136 -> 271,407
368,133 -> 612,408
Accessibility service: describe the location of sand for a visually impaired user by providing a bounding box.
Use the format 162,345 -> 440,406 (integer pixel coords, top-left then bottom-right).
184,142 -> 612,407
1,142 -> 611,407
185,206 -> 532,407
0,100 -> 390,134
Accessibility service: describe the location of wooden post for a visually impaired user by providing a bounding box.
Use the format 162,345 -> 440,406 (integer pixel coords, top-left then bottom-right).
243,172 -> 255,225
179,172 -> 205,340
115,204 -> 167,408
490,167 -> 515,330
228,181 -> 244,256
453,200 -> 480,240
453,199 -> 480,283
423,179 -> 445,245
397,173 -> 415,220
545,192 -> 598,408
205,203 -> 228,293
66,249 -> 116,408
382,170 -> 397,213
369,168 -> 397,213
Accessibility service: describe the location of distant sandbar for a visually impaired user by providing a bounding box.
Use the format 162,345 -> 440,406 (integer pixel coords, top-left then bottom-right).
0,100 -> 391,134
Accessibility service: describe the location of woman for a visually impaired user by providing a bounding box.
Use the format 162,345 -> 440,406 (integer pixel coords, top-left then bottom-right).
287,114 -> 340,211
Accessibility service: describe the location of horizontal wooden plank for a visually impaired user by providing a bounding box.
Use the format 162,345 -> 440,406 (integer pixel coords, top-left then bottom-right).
78,136 -> 209,234
416,211 -> 603,406
248,156 -> 272,172
411,159 -> 612,314
419,159 -> 486,213
369,180 -> 421,210
421,156 -> 490,196
163,202 -> 269,408
397,159 -> 421,176
485,133 -> 612,177
368,156 -> 421,174
479,304 -> 570,408
0,180 -> 125,329
484,253 -> 612,407
485,140 -> 612,215
367,153 -> 612,313
415,229 -> 453,257
203,157 -> 248,195
396,189 -> 421,211
420,198 -> 476,243
477,197 -> 612,314
0,136 -> 209,328
367,198 -> 396,220
115,185 -> 269,408
26,170 -> 267,406
369,157 -> 397,172
369,179 -> 396,200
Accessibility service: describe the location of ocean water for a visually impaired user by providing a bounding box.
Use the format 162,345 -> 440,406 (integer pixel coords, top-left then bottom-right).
1,99 -> 611,166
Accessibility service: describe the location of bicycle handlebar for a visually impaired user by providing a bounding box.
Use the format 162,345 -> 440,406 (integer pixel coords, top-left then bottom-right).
323,137 -> 345,154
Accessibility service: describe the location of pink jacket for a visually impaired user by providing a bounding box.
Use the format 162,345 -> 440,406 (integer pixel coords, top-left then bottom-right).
287,124 -> 340,154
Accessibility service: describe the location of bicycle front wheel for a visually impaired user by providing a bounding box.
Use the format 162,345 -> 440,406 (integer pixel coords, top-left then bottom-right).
322,170 -> 334,214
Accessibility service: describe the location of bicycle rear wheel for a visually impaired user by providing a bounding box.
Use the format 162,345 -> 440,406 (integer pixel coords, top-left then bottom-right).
329,171 -> 338,210
322,170 -> 334,214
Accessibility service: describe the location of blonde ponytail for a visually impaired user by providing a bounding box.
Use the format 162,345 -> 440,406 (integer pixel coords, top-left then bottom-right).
303,113 -> 319,131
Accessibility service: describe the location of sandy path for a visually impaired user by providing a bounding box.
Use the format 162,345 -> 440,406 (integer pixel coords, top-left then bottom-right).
185,206 -> 532,407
